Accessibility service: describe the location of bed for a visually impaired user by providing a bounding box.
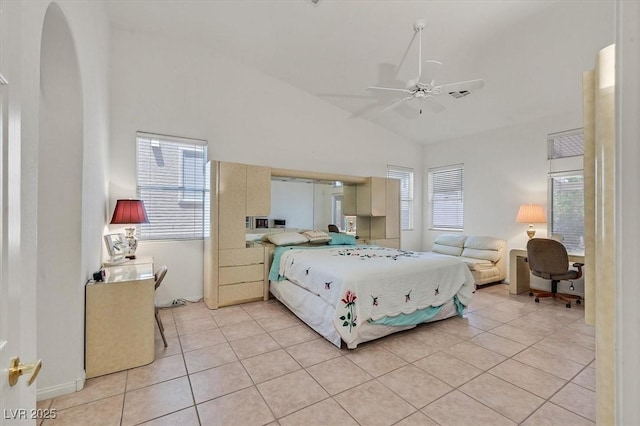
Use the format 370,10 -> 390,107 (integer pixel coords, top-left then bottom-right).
268,245 -> 475,349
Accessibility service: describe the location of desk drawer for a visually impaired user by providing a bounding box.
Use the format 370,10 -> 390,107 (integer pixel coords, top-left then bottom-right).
219,281 -> 264,306
219,247 -> 264,267
220,264 -> 263,285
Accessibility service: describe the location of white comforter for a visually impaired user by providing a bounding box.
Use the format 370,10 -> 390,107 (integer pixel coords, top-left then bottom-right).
277,246 -> 475,346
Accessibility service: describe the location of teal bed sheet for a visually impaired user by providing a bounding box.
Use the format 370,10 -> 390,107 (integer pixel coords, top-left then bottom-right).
367,295 -> 466,326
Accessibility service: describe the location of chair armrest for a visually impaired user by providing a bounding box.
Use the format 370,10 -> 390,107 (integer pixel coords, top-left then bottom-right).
572,262 -> 584,279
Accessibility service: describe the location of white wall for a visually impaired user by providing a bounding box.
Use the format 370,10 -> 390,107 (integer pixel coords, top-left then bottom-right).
37,2 -> 85,398
422,113 -> 583,277
108,29 -> 425,303
37,2 -> 109,399
10,0 -> 110,400
422,0 -> 614,286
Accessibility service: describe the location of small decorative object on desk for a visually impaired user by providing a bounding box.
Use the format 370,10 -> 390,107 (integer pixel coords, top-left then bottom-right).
104,233 -> 127,264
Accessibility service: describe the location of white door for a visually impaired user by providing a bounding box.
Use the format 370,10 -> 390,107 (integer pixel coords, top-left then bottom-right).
0,0 -> 40,421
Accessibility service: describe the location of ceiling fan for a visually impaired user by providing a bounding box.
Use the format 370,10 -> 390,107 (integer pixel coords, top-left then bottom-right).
368,20 -> 484,114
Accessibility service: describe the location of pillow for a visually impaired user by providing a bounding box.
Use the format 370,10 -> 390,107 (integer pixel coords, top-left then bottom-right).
267,232 -> 309,246
328,232 -> 357,246
301,230 -> 332,244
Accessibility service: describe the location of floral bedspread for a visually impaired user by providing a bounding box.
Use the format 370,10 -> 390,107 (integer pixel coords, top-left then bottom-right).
275,246 -> 475,347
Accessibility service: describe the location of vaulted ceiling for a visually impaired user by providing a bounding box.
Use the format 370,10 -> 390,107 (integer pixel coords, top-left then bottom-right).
105,0 -> 615,144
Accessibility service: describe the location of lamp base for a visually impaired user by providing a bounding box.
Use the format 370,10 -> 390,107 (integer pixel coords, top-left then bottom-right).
526,225 -> 536,239
124,226 -> 138,259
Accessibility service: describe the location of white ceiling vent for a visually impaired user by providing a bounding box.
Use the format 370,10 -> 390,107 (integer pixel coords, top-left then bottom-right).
448,90 -> 471,99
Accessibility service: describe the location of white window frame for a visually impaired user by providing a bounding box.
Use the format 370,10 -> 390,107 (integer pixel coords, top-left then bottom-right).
387,165 -> 414,231
136,132 -> 207,241
547,128 -> 584,254
428,163 -> 464,231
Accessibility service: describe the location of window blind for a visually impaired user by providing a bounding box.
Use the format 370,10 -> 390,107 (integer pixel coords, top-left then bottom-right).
387,165 -> 414,230
136,132 -> 207,240
429,164 -> 464,230
550,173 -> 584,253
548,129 -> 583,159
547,129 -> 584,254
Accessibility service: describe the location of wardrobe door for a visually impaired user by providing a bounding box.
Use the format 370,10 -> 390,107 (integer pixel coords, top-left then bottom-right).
385,178 -> 400,240
218,162 -> 247,249
246,165 -> 271,216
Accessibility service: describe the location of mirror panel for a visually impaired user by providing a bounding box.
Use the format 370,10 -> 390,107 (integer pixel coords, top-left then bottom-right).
249,178 -> 356,234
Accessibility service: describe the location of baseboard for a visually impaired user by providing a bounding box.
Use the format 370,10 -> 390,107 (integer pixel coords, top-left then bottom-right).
37,372 -> 86,401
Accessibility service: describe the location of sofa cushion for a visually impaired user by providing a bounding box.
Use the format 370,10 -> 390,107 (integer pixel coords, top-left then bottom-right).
458,256 -> 495,271
460,247 -> 499,263
432,234 -> 467,256
464,236 -> 504,251
461,236 -> 504,263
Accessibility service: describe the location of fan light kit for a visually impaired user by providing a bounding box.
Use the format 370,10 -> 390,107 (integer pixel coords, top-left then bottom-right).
368,20 -> 484,114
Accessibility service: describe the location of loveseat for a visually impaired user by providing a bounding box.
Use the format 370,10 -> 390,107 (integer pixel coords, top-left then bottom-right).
432,234 -> 506,286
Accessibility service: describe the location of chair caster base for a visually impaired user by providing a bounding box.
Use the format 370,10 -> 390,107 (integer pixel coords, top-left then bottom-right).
535,298 -> 540,303
576,299 -> 581,305
566,303 -> 572,308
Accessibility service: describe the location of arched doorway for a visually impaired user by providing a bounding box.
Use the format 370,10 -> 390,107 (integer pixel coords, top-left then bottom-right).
37,2 -> 84,392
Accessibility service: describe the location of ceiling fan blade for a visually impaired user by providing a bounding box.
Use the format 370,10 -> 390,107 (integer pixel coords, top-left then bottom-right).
423,98 -> 446,113
438,79 -> 485,93
368,86 -> 413,94
382,96 -> 414,112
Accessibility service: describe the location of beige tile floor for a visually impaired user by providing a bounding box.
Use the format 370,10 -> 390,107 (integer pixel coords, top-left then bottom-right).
38,284 -> 596,425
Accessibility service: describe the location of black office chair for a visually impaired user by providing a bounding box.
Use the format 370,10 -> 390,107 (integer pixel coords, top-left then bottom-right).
154,265 -> 168,347
328,224 -> 340,233
526,238 -> 583,308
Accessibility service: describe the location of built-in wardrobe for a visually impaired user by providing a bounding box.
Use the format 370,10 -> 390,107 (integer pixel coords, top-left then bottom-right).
203,161 -> 401,309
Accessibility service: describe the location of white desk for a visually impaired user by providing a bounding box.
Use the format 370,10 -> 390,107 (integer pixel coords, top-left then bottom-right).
85,257 -> 155,378
509,249 -> 585,295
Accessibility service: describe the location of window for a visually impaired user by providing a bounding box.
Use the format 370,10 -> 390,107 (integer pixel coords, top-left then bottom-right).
428,164 -> 464,231
387,165 -> 414,230
136,132 -> 207,240
548,129 -> 584,253
550,173 -> 584,253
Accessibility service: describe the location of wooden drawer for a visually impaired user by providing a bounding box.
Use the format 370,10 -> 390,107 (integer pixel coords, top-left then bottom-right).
219,247 -> 264,267
219,264 -> 263,285
219,281 -> 264,306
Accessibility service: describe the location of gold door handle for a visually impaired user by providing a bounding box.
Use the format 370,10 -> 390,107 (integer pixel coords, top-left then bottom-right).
8,357 -> 42,386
